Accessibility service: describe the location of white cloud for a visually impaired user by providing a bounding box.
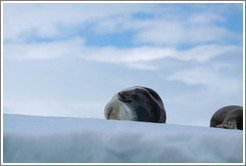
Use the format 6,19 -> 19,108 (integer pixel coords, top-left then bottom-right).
4,35 -> 242,72
4,37 -> 85,60
133,19 -> 239,46
173,45 -> 241,62
80,44 -> 242,66
188,12 -> 225,25
4,97 -> 105,119
3,3 -> 157,41
127,62 -> 158,70
4,37 -> 175,63
3,3 -> 242,46
167,67 -> 242,93
133,20 -> 187,45
4,36 -> 175,70
79,45 -> 175,63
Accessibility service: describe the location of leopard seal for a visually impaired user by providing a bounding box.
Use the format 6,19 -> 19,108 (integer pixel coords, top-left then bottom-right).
104,86 -> 166,123
210,105 -> 243,130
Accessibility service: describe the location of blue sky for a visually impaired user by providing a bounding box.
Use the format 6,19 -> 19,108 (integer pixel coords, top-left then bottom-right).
2,2 -> 244,126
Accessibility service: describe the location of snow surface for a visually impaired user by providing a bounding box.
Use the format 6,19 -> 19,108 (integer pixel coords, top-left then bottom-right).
3,114 -> 244,163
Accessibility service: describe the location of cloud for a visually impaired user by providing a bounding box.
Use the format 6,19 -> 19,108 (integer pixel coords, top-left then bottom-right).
132,18 -> 240,46
79,45 -> 175,63
173,45 -> 241,62
3,3 -> 157,41
4,96 -> 105,119
4,37 -> 85,60
4,36 -> 242,72
167,67 -> 242,93
4,37 -> 175,63
188,12 -> 225,24
3,3 -> 242,47
127,62 -> 158,70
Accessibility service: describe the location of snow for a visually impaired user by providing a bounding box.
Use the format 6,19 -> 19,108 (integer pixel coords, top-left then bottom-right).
3,114 -> 244,163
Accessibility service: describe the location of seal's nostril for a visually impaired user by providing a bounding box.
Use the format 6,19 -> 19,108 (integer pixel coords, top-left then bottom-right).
117,92 -> 122,98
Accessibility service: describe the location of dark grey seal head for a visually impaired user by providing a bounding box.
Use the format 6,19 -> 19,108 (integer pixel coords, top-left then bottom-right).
210,105 -> 243,130
104,86 -> 166,123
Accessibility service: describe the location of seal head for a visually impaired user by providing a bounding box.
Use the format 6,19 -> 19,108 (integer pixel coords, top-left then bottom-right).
104,86 -> 166,123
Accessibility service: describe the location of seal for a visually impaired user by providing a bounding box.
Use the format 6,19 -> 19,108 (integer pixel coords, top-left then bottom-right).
210,105 -> 243,130
104,86 -> 166,123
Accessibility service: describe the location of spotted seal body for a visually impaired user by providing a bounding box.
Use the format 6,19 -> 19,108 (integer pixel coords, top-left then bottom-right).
104,86 -> 166,123
210,105 -> 243,130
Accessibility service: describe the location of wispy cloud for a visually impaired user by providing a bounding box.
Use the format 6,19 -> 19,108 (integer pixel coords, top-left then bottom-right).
3,3 -> 157,41
132,18 -> 240,46
4,3 -> 242,46
173,45 -> 241,62
4,34 -> 242,68
79,45 -> 175,63
4,37 -> 85,60
4,96 -> 105,118
167,66 -> 242,93
4,35 -> 242,71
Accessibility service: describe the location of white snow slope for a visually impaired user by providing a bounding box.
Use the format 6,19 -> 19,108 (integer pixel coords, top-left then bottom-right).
2,114 -> 244,163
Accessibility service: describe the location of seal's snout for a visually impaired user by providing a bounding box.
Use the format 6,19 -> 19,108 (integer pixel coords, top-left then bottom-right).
117,92 -> 133,103
117,92 -> 123,98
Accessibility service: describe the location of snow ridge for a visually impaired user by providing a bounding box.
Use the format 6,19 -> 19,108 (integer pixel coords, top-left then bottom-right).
3,114 -> 243,163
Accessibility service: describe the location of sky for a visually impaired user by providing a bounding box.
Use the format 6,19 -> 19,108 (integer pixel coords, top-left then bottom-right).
2,2 -> 244,127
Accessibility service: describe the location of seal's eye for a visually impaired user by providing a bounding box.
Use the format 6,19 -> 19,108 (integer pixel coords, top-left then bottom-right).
131,93 -> 137,99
